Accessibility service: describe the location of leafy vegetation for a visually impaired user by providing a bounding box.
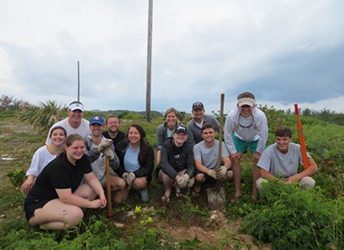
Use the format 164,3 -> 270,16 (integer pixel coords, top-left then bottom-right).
242,180 -> 344,249
1,96 -> 344,249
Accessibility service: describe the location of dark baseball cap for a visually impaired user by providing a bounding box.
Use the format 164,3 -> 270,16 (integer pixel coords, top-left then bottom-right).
192,102 -> 204,110
175,125 -> 187,134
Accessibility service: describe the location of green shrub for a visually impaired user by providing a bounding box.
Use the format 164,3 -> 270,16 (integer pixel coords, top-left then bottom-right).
6,168 -> 26,187
242,180 -> 343,249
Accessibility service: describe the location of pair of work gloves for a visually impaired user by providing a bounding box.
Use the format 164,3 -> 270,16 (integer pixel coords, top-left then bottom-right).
207,165 -> 227,180
175,174 -> 194,189
97,139 -> 115,160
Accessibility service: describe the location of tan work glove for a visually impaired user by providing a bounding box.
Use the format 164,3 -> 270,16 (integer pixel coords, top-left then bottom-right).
215,165 -> 227,179
97,139 -> 112,153
207,169 -> 217,179
103,147 -> 114,160
176,174 -> 189,188
122,172 -> 136,189
187,177 -> 195,188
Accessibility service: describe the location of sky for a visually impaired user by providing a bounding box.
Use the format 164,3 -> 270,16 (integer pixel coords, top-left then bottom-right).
1,0 -> 344,115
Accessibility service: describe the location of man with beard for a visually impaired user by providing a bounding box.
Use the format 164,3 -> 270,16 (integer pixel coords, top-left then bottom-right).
102,115 -> 126,146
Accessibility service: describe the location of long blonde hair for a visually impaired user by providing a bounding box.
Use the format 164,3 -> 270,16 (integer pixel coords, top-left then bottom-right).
164,107 -> 180,127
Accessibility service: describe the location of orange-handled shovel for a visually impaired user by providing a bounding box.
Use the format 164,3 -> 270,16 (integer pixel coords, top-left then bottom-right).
294,104 -> 309,169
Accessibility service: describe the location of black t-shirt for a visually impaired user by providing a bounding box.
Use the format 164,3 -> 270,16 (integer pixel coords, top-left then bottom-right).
102,130 -> 126,147
25,153 -> 92,205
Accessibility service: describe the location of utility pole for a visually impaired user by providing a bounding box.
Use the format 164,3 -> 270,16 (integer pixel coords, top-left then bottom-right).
145,0 -> 153,122
77,61 -> 80,102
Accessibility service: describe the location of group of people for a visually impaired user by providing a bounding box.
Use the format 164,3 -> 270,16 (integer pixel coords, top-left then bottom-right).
21,92 -> 318,230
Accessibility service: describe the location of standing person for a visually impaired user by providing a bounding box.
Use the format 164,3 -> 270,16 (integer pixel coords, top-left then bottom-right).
46,101 -> 90,144
24,134 -> 106,230
187,102 -> 220,145
158,125 -> 195,202
256,126 -> 317,190
102,115 -> 126,147
224,92 -> 268,202
115,124 -> 154,203
156,107 -> 180,164
85,116 -> 125,199
193,123 -> 233,197
21,126 -> 67,194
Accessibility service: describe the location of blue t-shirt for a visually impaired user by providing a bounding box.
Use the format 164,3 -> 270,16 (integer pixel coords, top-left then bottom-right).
124,144 -> 141,172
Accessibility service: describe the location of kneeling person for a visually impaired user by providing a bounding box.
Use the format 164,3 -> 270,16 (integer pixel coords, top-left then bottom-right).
256,126 -> 318,190
158,125 -> 195,202
85,116 -> 125,201
193,123 -> 233,197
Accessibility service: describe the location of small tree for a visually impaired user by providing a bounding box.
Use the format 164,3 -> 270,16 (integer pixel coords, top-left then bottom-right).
21,100 -> 66,132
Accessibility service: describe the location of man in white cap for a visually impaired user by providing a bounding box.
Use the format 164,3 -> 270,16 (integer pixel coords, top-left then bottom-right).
45,101 -> 90,144
224,92 -> 268,203
187,101 -> 220,145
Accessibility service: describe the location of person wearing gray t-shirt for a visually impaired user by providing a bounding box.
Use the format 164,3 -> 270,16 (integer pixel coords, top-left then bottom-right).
256,126 -> 318,190
192,123 -> 233,197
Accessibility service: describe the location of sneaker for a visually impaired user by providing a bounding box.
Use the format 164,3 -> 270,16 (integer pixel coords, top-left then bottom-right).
140,189 -> 149,202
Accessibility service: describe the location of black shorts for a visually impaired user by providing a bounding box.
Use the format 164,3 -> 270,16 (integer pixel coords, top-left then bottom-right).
194,169 -> 217,186
24,199 -> 51,221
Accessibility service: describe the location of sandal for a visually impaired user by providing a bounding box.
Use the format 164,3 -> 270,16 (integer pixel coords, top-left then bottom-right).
175,187 -> 182,198
191,189 -> 200,198
230,195 -> 241,204
161,194 -> 170,203
191,186 -> 201,198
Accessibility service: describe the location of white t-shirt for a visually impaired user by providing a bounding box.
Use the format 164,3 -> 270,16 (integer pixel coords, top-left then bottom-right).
26,146 -> 56,178
193,140 -> 228,170
46,118 -> 90,144
257,142 -> 311,178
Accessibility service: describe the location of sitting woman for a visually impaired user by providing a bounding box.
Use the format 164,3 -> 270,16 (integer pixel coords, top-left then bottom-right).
24,134 -> 106,230
156,107 -> 180,164
21,126 -> 67,194
115,124 -> 154,203
158,125 -> 195,202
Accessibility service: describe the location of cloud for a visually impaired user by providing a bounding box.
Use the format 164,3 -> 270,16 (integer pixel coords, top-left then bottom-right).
0,0 -> 343,113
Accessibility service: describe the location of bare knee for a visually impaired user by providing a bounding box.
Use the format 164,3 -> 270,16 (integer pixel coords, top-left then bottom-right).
132,178 -> 148,190
66,207 -> 84,227
195,173 -> 205,183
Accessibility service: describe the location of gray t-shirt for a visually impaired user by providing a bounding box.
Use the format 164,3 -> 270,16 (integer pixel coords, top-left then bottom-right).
193,140 -> 228,170
257,142 -> 311,178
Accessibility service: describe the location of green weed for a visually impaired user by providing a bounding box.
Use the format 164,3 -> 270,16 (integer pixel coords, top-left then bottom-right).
242,180 -> 344,249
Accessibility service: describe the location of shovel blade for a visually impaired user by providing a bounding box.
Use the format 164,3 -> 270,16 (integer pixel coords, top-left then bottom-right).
206,187 -> 226,210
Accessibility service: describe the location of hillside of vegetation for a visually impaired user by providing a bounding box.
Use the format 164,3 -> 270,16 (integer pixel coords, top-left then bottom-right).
0,98 -> 343,249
